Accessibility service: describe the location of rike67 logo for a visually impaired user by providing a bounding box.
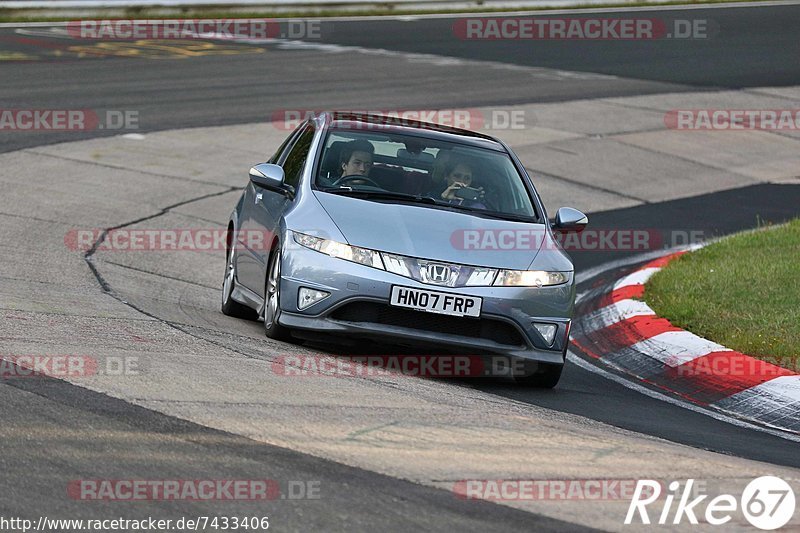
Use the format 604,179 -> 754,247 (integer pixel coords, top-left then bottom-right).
626,477 -> 796,530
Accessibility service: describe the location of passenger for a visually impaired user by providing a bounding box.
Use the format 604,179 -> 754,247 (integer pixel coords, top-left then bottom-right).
436,160 -> 485,207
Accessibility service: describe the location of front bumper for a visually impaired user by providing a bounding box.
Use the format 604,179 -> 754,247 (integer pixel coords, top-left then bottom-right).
278,239 -> 575,363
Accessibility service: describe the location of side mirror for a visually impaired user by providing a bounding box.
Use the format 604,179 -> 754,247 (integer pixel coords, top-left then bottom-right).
552,207 -> 588,233
249,163 -> 294,197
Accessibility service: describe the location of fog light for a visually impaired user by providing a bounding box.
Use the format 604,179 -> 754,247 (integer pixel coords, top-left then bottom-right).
298,287 -> 329,310
533,322 -> 558,346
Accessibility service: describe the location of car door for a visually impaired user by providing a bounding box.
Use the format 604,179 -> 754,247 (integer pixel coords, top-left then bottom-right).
237,122 -> 316,294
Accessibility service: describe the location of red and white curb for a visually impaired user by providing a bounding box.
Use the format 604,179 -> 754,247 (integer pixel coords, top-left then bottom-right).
570,251 -> 800,434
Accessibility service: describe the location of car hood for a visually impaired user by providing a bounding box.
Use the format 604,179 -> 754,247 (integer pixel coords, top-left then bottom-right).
314,192 -> 544,270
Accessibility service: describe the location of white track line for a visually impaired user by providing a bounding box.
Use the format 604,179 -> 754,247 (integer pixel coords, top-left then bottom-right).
575,245 -> 691,286
579,298 -> 655,334
716,376 -> 800,409
567,350 -> 800,443
630,330 -> 732,366
612,266 -> 661,290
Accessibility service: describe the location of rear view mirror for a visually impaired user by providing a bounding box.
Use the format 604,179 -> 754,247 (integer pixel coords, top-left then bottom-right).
552,207 -> 588,232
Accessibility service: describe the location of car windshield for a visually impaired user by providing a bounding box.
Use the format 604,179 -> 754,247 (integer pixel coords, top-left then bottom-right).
314,128 -> 538,220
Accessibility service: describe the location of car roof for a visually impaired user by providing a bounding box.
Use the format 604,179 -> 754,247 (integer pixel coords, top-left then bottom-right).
314,112 -> 508,152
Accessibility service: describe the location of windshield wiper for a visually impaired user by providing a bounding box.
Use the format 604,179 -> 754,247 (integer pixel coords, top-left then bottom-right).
318,187 -> 536,222
318,188 -> 438,205
434,202 -> 537,223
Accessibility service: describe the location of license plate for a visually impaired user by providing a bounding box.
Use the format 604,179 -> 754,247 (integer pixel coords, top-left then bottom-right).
390,286 -> 482,318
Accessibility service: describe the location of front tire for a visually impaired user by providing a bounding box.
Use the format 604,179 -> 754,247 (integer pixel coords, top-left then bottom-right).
221,239 -> 258,320
263,246 -> 292,341
513,362 -> 563,388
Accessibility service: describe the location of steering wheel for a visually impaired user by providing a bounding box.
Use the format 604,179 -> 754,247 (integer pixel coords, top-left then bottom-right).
332,175 -> 382,189
479,189 -> 500,211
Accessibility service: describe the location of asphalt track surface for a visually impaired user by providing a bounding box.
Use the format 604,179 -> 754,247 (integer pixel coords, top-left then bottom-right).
2,1 -> 800,152
0,369 -> 582,532
2,3 -> 800,531
490,183 -> 800,468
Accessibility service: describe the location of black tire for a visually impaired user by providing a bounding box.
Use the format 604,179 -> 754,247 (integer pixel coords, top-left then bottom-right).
513,361 -> 563,388
221,239 -> 259,320
263,246 -> 292,341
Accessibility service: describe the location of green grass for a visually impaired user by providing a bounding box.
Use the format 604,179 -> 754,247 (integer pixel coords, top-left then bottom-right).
0,0 -> 781,23
644,219 -> 800,364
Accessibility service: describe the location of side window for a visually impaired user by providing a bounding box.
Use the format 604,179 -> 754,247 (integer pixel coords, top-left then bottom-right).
268,122 -> 306,164
280,124 -> 315,189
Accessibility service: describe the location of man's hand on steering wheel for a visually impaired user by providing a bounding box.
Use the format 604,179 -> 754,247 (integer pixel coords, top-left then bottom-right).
332,175 -> 382,188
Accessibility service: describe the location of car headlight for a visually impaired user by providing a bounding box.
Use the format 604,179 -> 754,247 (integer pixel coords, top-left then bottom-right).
380,253 -> 413,277
493,270 -> 569,287
465,268 -> 498,286
293,232 -> 384,270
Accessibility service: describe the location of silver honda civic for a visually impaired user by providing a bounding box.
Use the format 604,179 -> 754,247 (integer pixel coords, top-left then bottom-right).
222,112 -> 587,387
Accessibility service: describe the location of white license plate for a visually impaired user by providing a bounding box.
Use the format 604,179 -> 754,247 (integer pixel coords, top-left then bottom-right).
390,286 -> 482,318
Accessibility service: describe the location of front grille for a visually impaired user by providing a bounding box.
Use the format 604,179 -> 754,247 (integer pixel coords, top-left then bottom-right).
330,302 -> 526,347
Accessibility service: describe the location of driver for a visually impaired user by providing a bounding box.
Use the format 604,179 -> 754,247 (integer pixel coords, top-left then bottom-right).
339,140 -> 375,178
